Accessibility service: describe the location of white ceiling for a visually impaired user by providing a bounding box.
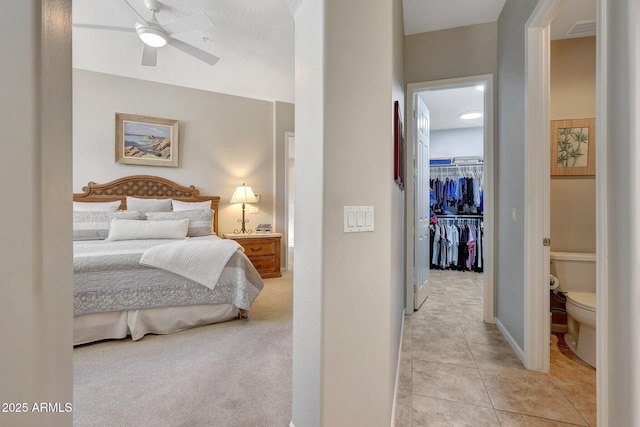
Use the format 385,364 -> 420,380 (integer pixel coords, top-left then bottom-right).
419,86 -> 485,131
403,0 -> 506,35
550,0 -> 597,40
72,0 -> 294,103
72,0 -> 595,108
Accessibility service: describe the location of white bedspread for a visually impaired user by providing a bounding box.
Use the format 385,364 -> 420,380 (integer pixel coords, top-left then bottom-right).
139,238 -> 243,290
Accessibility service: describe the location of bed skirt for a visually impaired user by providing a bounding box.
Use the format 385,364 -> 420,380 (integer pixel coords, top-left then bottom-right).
74,304 -> 239,345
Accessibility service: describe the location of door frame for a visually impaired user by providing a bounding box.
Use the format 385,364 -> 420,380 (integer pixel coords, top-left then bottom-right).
523,0 -> 561,374
524,0 -> 607,422
405,74 -> 495,323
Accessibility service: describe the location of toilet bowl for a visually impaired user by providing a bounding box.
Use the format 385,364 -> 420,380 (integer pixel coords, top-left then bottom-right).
550,251 -> 596,368
564,291 -> 596,368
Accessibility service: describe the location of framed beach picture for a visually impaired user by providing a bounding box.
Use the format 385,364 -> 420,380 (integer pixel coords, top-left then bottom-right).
550,118 -> 595,176
116,113 -> 179,167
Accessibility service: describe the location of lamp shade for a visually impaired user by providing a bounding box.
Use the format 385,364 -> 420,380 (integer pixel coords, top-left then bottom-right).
230,184 -> 258,204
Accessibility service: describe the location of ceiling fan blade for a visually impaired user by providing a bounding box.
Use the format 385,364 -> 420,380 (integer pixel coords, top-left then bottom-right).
73,23 -> 135,33
167,38 -> 219,66
122,0 -> 150,24
141,44 -> 157,66
162,12 -> 215,35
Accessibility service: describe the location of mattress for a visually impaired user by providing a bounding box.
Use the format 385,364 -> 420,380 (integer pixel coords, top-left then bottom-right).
74,235 -> 264,316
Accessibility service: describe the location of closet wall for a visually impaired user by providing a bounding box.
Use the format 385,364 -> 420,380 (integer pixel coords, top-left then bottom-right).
431,127 -> 483,158
550,36 -> 596,253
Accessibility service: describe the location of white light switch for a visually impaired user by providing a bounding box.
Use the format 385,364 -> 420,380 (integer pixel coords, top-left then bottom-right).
348,211 -> 355,226
344,206 -> 374,232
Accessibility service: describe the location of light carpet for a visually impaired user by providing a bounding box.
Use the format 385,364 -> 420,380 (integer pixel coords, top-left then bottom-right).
73,271 -> 293,427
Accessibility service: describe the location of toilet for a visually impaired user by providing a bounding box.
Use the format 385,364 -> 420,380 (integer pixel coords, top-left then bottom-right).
550,251 -> 596,368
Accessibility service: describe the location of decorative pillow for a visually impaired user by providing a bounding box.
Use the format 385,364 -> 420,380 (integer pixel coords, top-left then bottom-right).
73,200 -> 121,212
106,218 -> 189,241
146,209 -> 214,237
171,199 -> 212,211
126,196 -> 172,214
73,210 -> 143,241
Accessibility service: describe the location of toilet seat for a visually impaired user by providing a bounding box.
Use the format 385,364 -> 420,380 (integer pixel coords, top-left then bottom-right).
566,292 -> 596,311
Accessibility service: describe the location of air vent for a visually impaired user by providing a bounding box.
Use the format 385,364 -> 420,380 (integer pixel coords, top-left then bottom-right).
565,20 -> 596,37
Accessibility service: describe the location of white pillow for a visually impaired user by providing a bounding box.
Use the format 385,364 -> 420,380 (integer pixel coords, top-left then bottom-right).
146,209 -> 214,237
73,200 -> 121,212
106,218 -> 189,241
126,196 -> 172,214
171,199 -> 211,211
73,210 -> 143,241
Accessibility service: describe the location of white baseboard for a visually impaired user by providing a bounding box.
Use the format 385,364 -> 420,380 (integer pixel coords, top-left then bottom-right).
390,314 -> 405,427
495,317 -> 525,364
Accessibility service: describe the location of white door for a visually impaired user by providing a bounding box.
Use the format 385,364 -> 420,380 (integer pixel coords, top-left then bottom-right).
414,95 -> 431,310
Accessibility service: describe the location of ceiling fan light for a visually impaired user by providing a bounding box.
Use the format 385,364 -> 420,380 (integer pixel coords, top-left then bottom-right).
137,27 -> 167,47
460,112 -> 483,120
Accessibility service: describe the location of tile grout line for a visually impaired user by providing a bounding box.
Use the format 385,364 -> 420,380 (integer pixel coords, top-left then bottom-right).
404,270 -> 595,426
546,374 -> 592,427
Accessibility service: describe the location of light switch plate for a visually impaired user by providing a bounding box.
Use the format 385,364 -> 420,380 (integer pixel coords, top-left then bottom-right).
343,206 -> 374,232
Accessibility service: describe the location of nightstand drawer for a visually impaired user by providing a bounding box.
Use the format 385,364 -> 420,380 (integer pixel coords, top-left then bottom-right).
242,239 -> 277,256
223,233 -> 282,279
250,254 -> 278,274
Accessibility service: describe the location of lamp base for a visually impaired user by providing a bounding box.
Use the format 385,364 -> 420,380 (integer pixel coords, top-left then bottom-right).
233,203 -> 252,234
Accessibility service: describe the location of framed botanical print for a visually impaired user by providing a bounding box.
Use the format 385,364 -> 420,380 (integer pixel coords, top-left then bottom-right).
550,118 -> 595,176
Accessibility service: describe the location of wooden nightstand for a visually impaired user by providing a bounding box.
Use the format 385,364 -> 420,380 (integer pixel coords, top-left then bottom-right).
223,232 -> 282,279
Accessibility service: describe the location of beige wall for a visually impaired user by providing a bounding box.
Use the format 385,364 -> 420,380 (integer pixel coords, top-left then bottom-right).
550,37 -> 596,253
0,2 -> 73,426
73,70 -> 293,235
391,0 -> 406,404
291,0 -> 405,425
404,22 -> 497,84
322,0 -> 403,424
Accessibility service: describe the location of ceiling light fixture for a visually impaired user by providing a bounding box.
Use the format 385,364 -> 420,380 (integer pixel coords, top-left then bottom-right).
135,23 -> 167,47
460,112 -> 483,120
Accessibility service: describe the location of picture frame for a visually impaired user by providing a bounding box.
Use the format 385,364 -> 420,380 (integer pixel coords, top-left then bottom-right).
550,118 -> 595,176
394,101 -> 405,190
115,113 -> 179,167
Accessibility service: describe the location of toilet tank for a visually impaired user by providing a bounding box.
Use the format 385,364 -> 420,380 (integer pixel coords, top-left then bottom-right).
550,251 -> 596,293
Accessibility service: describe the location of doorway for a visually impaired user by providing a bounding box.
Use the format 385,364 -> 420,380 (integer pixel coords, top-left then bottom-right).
524,2 -> 602,419
284,132 -> 295,270
405,75 -> 495,323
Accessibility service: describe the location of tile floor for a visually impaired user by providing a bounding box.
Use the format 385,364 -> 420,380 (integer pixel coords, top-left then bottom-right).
395,269 -> 596,426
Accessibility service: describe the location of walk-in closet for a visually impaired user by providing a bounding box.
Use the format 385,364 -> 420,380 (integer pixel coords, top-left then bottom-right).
419,85 -> 486,279
429,158 -> 484,273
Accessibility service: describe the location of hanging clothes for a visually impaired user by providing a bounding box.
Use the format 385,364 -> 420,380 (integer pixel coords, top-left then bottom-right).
430,168 -> 483,216
428,218 -> 484,273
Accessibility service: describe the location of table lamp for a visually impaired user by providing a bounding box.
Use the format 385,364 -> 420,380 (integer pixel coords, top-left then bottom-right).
230,183 -> 258,234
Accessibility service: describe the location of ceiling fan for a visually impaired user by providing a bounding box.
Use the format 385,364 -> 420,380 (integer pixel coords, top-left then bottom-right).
73,0 -> 220,67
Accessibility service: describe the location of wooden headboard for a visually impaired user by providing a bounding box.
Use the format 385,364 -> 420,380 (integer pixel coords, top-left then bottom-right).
73,175 -> 220,235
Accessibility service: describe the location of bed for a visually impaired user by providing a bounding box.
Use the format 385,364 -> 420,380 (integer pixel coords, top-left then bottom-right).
72,175 -> 264,345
